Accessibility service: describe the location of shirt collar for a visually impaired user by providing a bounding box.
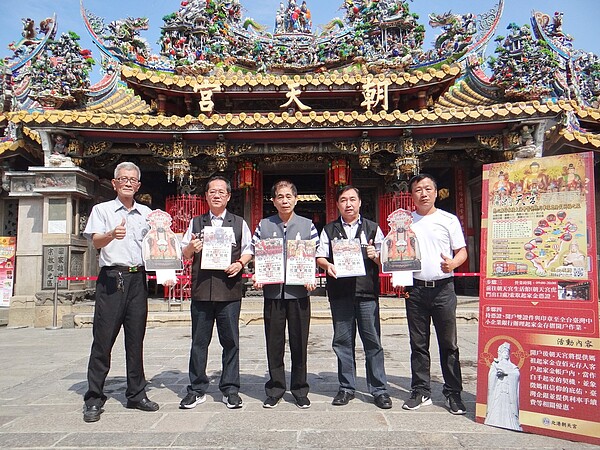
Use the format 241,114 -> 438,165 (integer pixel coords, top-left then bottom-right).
210,211 -> 226,221
341,215 -> 361,227
113,197 -> 141,213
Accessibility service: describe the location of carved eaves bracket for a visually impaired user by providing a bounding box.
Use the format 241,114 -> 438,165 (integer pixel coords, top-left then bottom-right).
82,141 -> 113,157
333,131 -> 437,171
147,135 -> 255,172
475,132 -> 521,152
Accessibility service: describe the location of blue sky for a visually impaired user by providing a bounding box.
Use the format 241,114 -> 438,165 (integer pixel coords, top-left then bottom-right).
1,0 -> 599,82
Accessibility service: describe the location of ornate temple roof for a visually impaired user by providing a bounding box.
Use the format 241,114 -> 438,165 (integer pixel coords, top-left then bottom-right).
0,0 -> 599,175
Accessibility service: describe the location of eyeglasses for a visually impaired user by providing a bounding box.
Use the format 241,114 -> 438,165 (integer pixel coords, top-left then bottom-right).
207,189 -> 229,197
115,176 -> 140,185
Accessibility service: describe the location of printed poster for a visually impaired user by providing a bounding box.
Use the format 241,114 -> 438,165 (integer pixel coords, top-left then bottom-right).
286,239 -> 316,285
476,153 -> 599,445
254,238 -> 284,285
142,210 -> 183,271
0,237 -> 16,307
200,226 -> 234,270
380,208 -> 421,273
332,238 -> 365,278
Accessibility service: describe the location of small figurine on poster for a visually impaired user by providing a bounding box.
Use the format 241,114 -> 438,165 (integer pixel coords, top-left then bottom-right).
381,208 -> 420,287
142,210 -> 182,271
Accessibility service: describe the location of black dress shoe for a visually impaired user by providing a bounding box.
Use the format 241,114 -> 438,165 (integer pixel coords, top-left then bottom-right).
83,404 -> 103,423
126,397 -> 160,412
374,393 -> 393,409
332,390 -> 355,406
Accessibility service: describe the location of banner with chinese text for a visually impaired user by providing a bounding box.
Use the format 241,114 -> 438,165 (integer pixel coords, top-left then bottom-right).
0,237 -> 16,307
476,153 -> 599,445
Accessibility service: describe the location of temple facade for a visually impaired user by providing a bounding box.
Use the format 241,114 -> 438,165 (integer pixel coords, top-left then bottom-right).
0,0 -> 599,326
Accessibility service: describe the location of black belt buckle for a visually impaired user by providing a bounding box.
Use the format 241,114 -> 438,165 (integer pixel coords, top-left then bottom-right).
128,266 -> 139,273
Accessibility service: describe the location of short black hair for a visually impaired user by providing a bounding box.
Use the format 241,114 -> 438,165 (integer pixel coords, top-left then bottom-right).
205,176 -> 232,194
336,185 -> 361,201
271,179 -> 297,198
409,173 -> 437,192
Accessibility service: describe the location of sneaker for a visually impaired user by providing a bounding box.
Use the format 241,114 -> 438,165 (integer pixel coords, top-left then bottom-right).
446,393 -> 466,415
402,391 -> 432,410
222,393 -> 243,409
295,396 -> 311,409
263,396 -> 281,408
179,392 -> 206,409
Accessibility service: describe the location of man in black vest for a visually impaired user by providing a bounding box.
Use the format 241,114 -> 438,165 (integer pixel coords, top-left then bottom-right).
179,176 -> 252,410
316,185 -> 392,409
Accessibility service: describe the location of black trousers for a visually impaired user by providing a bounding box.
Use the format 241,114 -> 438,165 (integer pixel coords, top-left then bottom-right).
187,299 -> 241,396
263,297 -> 311,400
84,268 -> 149,407
405,282 -> 463,398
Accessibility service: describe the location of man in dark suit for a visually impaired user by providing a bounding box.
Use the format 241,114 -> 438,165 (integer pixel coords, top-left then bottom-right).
316,185 -> 392,409
180,176 -> 252,410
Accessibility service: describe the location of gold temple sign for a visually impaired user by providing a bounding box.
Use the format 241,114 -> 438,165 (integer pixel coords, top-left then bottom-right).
194,82 -> 220,113
361,78 -> 390,112
280,82 -> 311,111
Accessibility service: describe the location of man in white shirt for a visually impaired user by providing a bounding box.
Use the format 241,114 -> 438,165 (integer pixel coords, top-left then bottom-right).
401,174 -> 468,415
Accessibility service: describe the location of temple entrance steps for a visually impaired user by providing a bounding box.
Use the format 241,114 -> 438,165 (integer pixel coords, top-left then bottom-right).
67,296 -> 479,328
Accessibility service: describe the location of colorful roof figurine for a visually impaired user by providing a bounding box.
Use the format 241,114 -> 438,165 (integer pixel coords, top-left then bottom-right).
80,0 -> 502,75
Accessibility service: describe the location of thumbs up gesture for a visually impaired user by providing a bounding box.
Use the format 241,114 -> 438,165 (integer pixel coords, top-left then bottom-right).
440,253 -> 453,273
366,239 -> 377,260
112,218 -> 127,240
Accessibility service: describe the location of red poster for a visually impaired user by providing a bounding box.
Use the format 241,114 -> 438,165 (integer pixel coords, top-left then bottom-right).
0,237 -> 16,307
476,153 -> 599,445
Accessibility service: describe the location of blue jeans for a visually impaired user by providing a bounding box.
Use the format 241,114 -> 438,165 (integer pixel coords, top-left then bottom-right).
329,296 -> 388,396
405,282 -> 463,397
187,300 -> 241,396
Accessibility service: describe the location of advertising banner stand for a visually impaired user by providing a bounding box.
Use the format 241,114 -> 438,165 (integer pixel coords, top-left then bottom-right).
476,152 -> 599,444
0,237 -> 16,308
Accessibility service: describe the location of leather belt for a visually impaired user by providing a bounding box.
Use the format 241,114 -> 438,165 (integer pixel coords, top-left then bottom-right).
413,277 -> 454,288
104,265 -> 145,273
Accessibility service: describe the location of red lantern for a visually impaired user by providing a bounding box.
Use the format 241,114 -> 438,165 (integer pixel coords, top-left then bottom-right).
329,159 -> 350,187
237,162 -> 255,189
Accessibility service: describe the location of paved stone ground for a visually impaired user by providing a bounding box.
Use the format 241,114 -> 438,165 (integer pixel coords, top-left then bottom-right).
0,323 -> 595,449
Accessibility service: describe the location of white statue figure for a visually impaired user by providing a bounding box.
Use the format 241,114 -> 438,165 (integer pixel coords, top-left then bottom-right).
484,342 -> 523,431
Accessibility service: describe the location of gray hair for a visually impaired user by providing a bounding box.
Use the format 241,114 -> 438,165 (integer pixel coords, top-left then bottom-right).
114,162 -> 141,180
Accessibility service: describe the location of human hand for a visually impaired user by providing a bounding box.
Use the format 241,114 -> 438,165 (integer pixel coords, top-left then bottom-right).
325,263 -> 337,279
225,260 -> 244,278
252,274 -> 263,290
366,239 -> 377,260
305,280 -> 316,291
189,232 -> 203,253
440,253 -> 454,273
112,218 -> 126,240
